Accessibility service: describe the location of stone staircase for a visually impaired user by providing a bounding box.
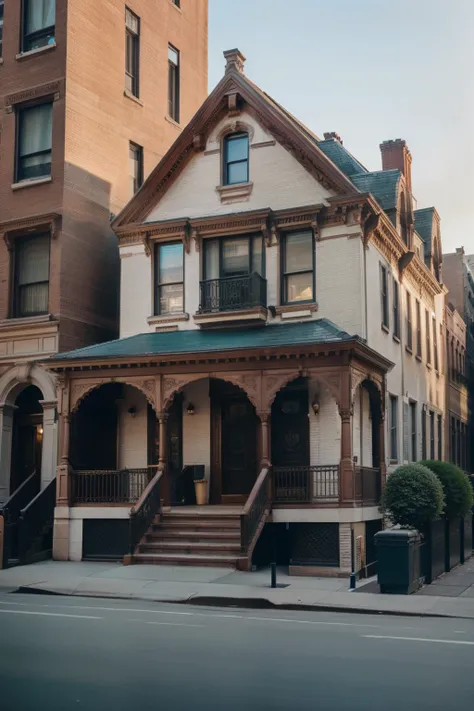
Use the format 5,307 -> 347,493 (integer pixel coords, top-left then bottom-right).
130,508 -> 242,567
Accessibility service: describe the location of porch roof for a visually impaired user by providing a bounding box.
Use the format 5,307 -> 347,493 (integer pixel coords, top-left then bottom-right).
50,320 -> 356,363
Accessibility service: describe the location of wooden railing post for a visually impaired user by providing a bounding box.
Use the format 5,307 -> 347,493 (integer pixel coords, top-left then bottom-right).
257,411 -> 271,469
339,407 -> 354,503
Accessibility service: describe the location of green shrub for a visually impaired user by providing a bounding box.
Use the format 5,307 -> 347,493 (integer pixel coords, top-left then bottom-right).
419,461 -> 474,519
380,464 -> 444,530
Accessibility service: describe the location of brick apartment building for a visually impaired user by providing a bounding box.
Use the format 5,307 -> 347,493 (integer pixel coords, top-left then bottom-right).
0,0 -> 208,564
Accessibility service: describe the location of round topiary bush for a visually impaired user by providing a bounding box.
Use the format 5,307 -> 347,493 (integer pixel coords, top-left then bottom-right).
419,461 -> 474,519
380,463 -> 445,530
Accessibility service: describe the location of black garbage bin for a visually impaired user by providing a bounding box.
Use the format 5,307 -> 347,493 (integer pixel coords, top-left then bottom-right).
375,529 -> 421,595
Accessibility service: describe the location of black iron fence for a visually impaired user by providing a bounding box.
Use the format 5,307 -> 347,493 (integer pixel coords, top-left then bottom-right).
71,469 -> 152,505
199,273 -> 267,313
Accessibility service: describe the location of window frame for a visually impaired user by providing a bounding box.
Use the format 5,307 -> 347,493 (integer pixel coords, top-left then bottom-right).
409,401 -> 417,462
380,264 -> 389,330
202,234 -> 265,282
425,309 -> 431,365
22,0 -> 56,53
393,279 -> 400,339
12,233 -> 51,318
125,7 -> 140,98
415,300 -> 422,358
406,291 -> 413,351
153,241 -> 184,316
389,394 -> 398,462
280,229 -> 315,306
15,101 -> 53,183
168,44 -> 180,123
129,141 -> 143,195
223,132 -> 249,186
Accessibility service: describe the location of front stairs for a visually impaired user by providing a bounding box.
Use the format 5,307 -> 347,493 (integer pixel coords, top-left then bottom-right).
129,508 -> 243,567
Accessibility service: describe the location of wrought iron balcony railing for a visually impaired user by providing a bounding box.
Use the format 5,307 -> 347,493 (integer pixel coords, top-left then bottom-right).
199,273 -> 267,314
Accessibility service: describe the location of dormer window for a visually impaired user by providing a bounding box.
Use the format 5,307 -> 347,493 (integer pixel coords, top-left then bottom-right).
223,133 -> 249,185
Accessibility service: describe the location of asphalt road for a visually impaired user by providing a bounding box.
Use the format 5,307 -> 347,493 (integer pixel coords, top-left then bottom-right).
1,592 -> 474,711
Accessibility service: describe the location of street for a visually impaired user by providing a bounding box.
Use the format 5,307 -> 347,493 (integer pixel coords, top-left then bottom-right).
1,593 -> 474,710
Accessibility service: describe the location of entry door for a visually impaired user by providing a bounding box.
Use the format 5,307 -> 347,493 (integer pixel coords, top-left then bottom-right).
271,388 -> 309,467
221,396 -> 258,502
10,423 -> 40,494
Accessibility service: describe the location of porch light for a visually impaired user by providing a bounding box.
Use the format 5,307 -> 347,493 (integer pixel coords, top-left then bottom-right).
311,399 -> 320,415
187,403 -> 196,415
38,426 -> 44,436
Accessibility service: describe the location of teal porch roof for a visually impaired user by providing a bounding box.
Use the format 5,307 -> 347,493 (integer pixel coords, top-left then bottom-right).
51,320 -> 355,363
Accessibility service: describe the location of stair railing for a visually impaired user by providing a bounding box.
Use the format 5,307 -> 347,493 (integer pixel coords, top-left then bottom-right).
18,477 -> 56,564
0,470 -> 40,568
240,467 -> 272,569
128,466 -> 164,556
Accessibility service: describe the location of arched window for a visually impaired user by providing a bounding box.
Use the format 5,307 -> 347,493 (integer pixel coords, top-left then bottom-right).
223,132 -> 249,185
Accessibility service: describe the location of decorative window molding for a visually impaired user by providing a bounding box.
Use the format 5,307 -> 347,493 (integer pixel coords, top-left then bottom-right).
4,80 -> 61,112
215,181 -> 253,204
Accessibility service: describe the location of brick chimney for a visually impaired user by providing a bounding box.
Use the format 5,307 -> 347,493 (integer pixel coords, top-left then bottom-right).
324,131 -> 343,144
224,48 -> 246,74
380,139 -> 412,192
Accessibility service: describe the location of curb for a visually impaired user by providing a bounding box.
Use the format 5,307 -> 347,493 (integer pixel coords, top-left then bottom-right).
9,586 -> 470,620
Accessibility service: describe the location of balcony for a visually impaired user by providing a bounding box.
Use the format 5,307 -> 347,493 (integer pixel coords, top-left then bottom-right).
194,273 -> 267,327
273,465 -> 382,507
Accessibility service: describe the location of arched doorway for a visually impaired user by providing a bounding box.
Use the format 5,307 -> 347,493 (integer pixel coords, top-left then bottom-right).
271,377 -> 310,468
10,385 -> 44,494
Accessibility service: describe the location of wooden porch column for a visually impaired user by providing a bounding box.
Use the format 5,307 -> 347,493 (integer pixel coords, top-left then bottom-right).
257,411 -> 271,469
56,414 -> 71,506
339,368 -> 354,503
158,412 -> 170,506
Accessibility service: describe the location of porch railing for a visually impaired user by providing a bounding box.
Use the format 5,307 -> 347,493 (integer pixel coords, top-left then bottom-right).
129,467 -> 164,556
71,468 -> 152,505
240,467 -> 272,562
199,273 -> 267,313
354,466 -> 381,505
273,465 -> 339,504
0,470 -> 40,568
18,477 -> 56,564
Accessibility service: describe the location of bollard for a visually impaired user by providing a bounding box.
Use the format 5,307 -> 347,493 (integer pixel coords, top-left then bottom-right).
271,562 -> 277,588
349,572 -> 356,591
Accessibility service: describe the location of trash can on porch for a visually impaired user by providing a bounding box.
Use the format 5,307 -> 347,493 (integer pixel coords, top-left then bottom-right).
375,529 -> 421,595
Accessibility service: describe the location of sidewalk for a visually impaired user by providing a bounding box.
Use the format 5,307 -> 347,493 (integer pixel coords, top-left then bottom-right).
2,560 -> 474,619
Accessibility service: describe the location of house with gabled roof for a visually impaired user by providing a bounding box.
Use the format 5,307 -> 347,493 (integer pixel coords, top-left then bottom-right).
46,50 -> 445,576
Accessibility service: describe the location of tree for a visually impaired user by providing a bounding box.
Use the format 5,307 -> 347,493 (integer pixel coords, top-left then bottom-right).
420,461 -> 474,519
380,464 -> 444,530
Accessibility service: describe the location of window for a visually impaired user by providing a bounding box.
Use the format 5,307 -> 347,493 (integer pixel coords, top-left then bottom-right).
389,395 -> 398,461
393,280 -> 400,338
410,401 -> 417,462
429,411 -> 435,459
204,235 -> 264,281
406,291 -> 413,351
380,265 -> 389,329
168,45 -> 180,122
125,8 -> 139,97
421,408 -> 427,459
425,310 -> 431,364
154,243 -> 184,315
416,300 -> 422,357
129,142 -> 143,195
223,133 -> 249,186
16,103 -> 53,182
0,1 -> 4,59
281,231 -> 314,304
22,0 -> 55,52
437,414 -> 442,461
433,318 -> 438,371
13,235 -> 50,317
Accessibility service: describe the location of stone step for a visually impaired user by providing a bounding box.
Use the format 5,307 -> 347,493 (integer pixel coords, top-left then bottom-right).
131,552 -> 238,567
139,540 -> 241,554
153,520 -> 240,532
146,530 -> 240,542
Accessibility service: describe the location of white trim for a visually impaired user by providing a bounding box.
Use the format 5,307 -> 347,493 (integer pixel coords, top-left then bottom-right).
271,506 -> 382,524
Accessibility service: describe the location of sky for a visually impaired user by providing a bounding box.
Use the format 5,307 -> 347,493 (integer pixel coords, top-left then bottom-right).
208,0 -> 474,254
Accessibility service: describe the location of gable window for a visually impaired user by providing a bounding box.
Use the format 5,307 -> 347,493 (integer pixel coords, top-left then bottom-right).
389,395 -> 398,462
410,401 -> 417,462
202,235 -> 265,312
154,243 -> 184,315
415,300 -> 422,357
129,141 -> 143,195
223,133 -> 249,186
0,1 -> 4,59
393,280 -> 400,339
16,103 -> 53,182
281,231 -> 314,305
406,291 -> 413,351
380,265 -> 389,330
425,309 -> 431,365
22,0 -> 55,52
168,45 -> 180,123
125,7 -> 139,97
433,317 -> 439,371
13,235 -> 50,317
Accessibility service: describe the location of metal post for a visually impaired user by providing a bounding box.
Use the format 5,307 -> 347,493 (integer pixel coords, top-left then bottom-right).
349,572 -> 356,591
271,524 -> 277,588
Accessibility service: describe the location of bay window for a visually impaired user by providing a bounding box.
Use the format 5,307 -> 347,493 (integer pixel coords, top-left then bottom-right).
281,230 -> 314,304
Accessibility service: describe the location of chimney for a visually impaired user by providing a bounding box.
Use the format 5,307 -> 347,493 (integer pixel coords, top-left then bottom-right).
380,139 -> 412,192
224,48 -> 246,75
323,132 -> 343,144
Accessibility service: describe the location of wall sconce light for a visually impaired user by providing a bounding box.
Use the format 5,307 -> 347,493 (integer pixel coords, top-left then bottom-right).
38,426 -> 44,436
311,399 -> 320,415
128,406 -> 137,418
187,403 -> 196,415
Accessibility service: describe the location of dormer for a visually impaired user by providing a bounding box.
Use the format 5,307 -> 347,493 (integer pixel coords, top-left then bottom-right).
414,207 -> 442,283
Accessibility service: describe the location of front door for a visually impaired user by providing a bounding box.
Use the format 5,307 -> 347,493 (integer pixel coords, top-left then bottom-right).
221,396 -> 258,503
271,387 -> 309,468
